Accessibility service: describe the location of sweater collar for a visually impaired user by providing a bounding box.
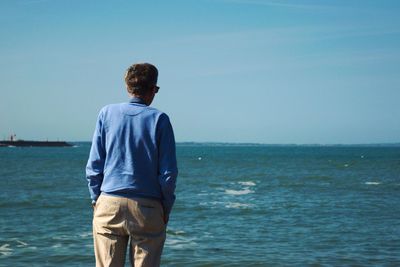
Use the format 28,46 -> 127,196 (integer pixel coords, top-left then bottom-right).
129,97 -> 147,105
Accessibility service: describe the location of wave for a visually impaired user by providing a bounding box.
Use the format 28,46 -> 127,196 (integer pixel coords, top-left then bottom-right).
225,189 -> 254,195
0,244 -> 12,256
16,240 -> 28,247
238,181 -> 256,186
79,232 -> 92,238
165,235 -> 197,250
365,182 -> 381,185
167,229 -> 186,236
225,202 -> 253,209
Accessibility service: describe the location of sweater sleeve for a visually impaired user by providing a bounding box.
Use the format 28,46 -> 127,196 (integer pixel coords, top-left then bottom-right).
86,109 -> 106,202
157,114 -> 178,217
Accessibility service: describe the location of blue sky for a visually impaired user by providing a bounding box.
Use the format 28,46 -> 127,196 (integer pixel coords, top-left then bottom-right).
0,0 -> 399,144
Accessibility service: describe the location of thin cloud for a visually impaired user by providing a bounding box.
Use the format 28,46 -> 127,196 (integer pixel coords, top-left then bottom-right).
19,0 -> 49,4
220,0 -> 336,10
153,24 -> 400,77
318,28 -> 400,40
18,0 -> 63,5
161,24 -> 400,48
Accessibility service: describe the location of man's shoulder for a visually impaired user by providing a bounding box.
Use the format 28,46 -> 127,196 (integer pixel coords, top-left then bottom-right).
96,103 -> 115,114
100,103 -> 168,119
101,103 -> 122,111
146,106 -> 166,116
142,107 -> 172,128
98,103 -> 131,116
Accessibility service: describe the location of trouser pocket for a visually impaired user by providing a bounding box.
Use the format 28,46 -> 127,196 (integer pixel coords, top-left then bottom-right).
135,200 -> 165,233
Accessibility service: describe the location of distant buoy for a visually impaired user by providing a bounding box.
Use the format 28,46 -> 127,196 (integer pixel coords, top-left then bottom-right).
198,157 -> 202,161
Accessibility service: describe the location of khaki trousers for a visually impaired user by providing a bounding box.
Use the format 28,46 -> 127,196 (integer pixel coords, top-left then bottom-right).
93,194 -> 166,267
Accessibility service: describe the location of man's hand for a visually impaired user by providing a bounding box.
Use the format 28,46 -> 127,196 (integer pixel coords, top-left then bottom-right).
163,214 -> 169,225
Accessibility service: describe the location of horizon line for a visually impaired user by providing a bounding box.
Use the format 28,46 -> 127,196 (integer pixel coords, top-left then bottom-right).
68,141 -> 400,147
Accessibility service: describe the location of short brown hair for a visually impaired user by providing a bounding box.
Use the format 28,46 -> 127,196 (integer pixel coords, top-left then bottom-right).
125,63 -> 158,95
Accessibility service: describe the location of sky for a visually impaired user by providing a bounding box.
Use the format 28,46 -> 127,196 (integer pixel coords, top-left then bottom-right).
0,0 -> 399,144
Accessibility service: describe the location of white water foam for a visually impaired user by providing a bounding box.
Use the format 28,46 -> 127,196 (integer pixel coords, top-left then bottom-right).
52,243 -> 63,248
79,231 -> 92,238
167,229 -> 186,236
16,240 -> 28,247
7,238 -> 28,247
225,202 -> 253,209
174,230 -> 186,235
199,201 -> 227,208
365,182 -> 381,185
165,236 -> 197,249
225,188 -> 254,195
0,244 -> 12,256
238,181 -> 256,186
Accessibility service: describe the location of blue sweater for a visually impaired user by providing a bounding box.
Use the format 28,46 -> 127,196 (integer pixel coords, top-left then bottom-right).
86,98 -> 178,216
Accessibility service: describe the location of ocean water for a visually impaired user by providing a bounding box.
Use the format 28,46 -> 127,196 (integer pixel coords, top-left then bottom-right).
0,143 -> 399,266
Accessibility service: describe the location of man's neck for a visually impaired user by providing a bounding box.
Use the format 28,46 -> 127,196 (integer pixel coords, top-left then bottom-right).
130,93 -> 154,106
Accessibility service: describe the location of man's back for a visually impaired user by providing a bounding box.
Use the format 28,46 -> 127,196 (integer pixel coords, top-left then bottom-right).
86,63 -> 177,267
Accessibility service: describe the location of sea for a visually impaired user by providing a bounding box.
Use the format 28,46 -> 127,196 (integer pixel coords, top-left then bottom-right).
0,143 -> 399,266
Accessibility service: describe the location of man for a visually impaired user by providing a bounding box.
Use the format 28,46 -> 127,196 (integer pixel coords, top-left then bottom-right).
86,63 -> 178,267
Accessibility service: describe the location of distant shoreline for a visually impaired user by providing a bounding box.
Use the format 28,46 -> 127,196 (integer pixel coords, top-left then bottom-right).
176,142 -> 400,147
0,140 -> 72,147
